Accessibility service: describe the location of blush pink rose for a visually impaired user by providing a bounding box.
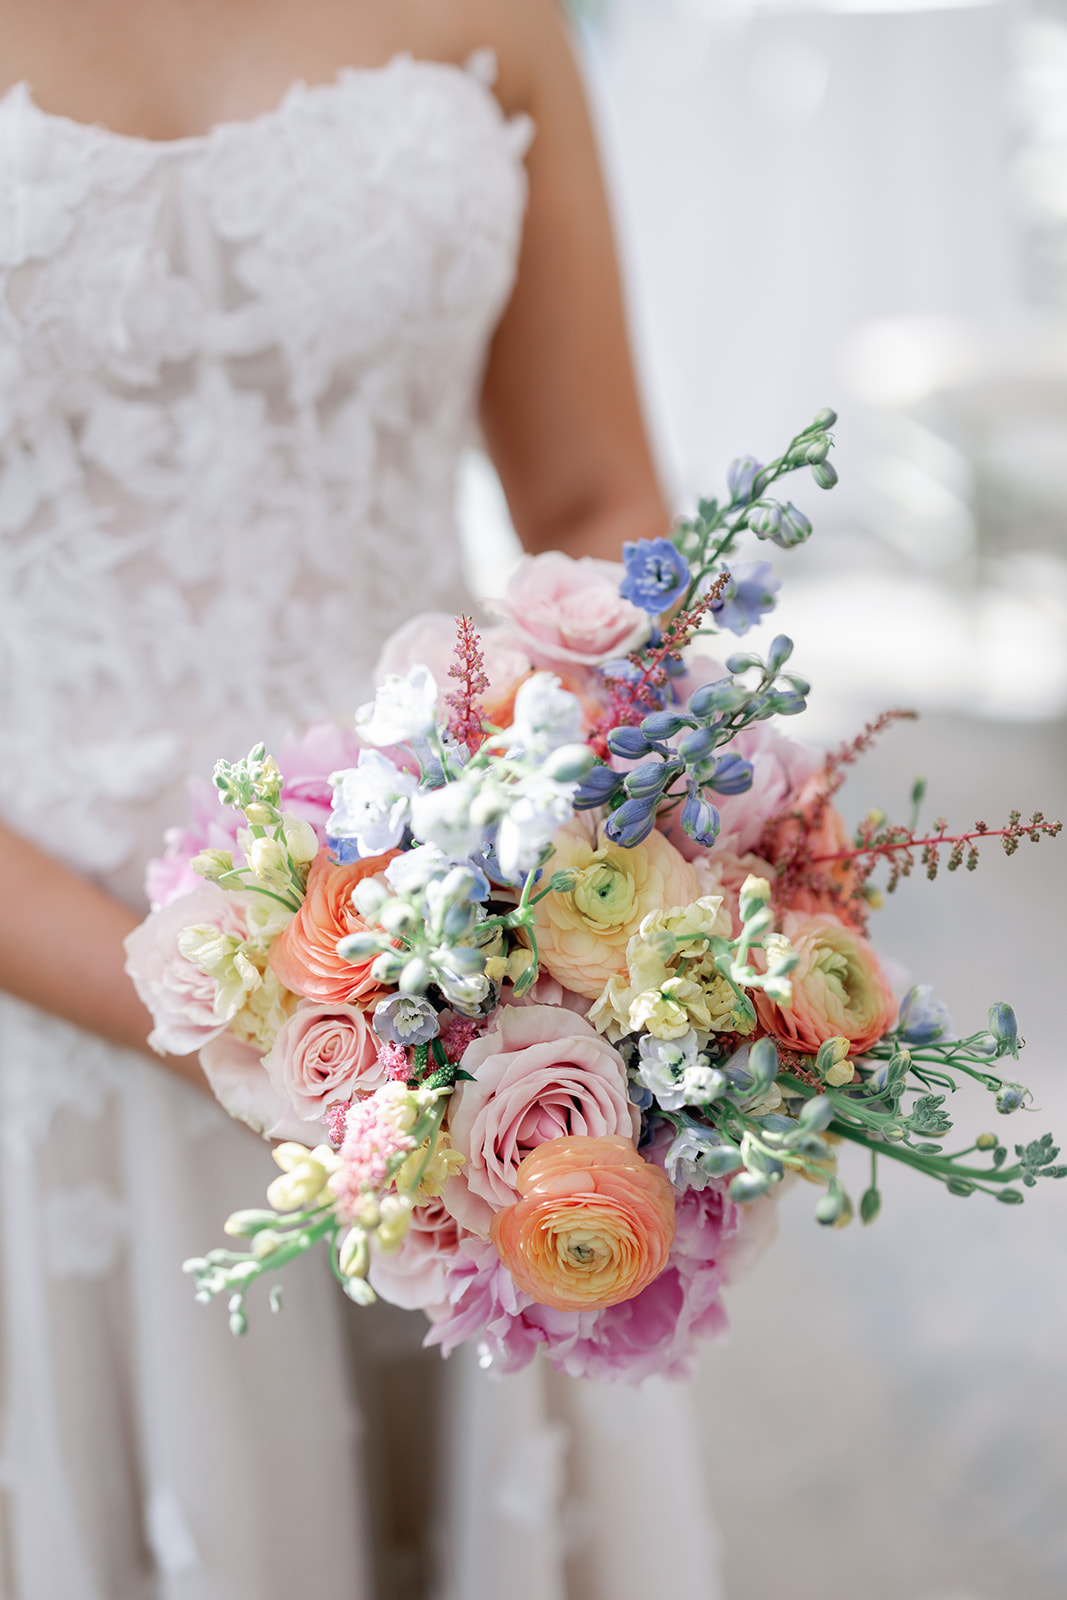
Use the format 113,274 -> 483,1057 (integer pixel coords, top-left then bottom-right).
754,911 -> 899,1056
199,1033 -> 310,1143
442,1004 -> 639,1235
262,1000 -> 386,1124
490,552 -> 649,668
124,884 -> 247,1055
368,1197 -> 465,1313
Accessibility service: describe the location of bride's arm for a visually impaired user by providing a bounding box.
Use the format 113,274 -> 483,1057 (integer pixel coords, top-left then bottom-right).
480,0 -> 670,562
0,818 -> 208,1089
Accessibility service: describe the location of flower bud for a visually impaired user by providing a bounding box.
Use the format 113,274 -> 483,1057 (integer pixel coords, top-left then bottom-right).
624,760 -> 674,799
606,726 -> 653,760
813,407 -> 838,428
191,848 -> 234,882
640,711 -> 690,742
738,874 -> 772,916
766,634 -> 794,673
747,1036 -> 780,1095
688,679 -> 748,718
379,900 -> 419,937
542,743 -> 595,783
338,1227 -> 370,1279
748,501 -> 783,539
975,1132 -> 998,1151
244,801 -> 278,827
574,765 -> 624,810
707,753 -> 754,796
351,878 -> 390,919
727,454 -> 763,505
995,1082 -> 1026,1115
399,957 -> 431,995
988,1002 -> 1019,1059
337,930 -> 383,963
681,790 -> 720,846
282,815 -> 319,864
798,1096 -> 835,1134
811,461 -> 838,491
729,1170 -> 773,1203
678,726 -> 719,765
804,435 -> 830,464
774,503 -> 813,549
603,795 -> 659,848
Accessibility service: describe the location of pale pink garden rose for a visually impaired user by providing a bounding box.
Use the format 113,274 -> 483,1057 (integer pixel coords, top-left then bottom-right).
754,911 -> 899,1057
368,1197 -> 464,1313
442,1004 -> 640,1235
262,1000 -> 386,1125
489,551 -> 649,669
691,849 -> 778,937
199,1033 -> 310,1143
124,883 -> 248,1055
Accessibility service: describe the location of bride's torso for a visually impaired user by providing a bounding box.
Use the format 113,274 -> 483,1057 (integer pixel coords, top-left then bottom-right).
0,54 -> 530,902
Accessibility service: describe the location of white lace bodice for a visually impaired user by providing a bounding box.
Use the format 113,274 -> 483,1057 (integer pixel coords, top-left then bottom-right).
0,53 -> 531,900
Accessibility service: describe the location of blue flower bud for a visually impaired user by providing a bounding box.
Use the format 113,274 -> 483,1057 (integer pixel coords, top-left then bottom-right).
770,691 -> 807,716
688,679 -> 746,718
726,454 -> 763,505
773,503 -> 813,550
681,789 -> 720,845
725,652 -> 761,675
603,795 -> 659,848
748,1037 -> 780,1095
624,759 -> 674,799
707,752 -> 753,795
898,984 -> 955,1046
988,1002 -> 1019,1059
541,743 -> 595,783
747,501 -> 782,540
812,460 -> 838,490
678,725 -> 719,765
640,710 -> 691,741
606,725 -> 653,760
574,764 -> 625,810
813,407 -> 837,428
767,635 -> 793,673
995,1082 -> 1026,1114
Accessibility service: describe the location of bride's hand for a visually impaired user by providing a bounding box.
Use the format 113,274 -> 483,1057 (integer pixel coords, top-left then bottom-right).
0,817 -> 210,1092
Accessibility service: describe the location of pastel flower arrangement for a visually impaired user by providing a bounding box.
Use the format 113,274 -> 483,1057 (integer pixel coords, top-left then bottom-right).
126,412 -> 1065,1379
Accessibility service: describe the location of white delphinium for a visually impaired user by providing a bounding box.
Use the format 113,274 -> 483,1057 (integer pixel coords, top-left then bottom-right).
356,665 -> 438,747
504,672 -> 585,758
329,750 -> 418,855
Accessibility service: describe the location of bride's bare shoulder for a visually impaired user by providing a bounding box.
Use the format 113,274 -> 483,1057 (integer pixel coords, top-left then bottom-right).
408,0 -> 577,118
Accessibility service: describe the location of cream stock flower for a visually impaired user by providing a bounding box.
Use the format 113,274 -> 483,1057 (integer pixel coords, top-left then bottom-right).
531,819 -> 703,999
266,1142 -> 341,1212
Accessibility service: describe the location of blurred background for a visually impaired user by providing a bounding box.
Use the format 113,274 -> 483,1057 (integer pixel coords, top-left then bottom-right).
458,2 -> 1067,1596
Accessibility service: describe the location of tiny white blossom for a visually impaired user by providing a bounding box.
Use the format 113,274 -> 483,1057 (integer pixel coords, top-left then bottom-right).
409,781 -> 483,860
356,665 -> 439,747
494,774 -> 574,882
505,672 -> 585,757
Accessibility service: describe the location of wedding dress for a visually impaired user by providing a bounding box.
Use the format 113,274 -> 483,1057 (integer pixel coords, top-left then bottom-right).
0,54 -> 723,1600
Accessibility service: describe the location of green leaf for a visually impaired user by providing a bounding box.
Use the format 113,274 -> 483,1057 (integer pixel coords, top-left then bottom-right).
906,1094 -> 953,1137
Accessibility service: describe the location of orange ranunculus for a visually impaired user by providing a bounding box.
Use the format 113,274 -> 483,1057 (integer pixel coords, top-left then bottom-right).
490,1135 -> 675,1312
753,911 -> 898,1057
269,848 -> 397,1006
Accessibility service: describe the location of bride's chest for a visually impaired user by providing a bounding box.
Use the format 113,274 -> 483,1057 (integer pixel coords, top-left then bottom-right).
0,57 -> 530,408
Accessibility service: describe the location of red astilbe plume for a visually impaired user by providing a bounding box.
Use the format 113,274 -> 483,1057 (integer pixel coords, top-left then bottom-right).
446,614 -> 490,754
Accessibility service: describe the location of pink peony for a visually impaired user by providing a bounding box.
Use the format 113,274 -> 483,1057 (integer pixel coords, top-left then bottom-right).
144,720 -> 362,910
442,1005 -> 639,1235
368,1197 -> 465,1313
262,1000 -> 386,1124
124,883 -> 247,1054
490,551 -> 649,669
425,1147 -> 764,1381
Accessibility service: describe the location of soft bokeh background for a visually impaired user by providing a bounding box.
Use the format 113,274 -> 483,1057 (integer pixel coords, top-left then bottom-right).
458,3 -> 1067,1595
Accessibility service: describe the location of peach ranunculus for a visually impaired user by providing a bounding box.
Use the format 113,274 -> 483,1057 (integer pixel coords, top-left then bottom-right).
531,817 -> 703,1000
753,911 -> 898,1057
442,1004 -> 639,1235
760,773 -> 864,924
269,847 -> 396,1006
489,551 -> 649,669
262,999 -> 386,1124
373,612 -> 533,728
490,1135 -> 676,1312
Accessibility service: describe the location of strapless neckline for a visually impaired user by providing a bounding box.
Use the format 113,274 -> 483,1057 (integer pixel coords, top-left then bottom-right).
0,49 -> 509,155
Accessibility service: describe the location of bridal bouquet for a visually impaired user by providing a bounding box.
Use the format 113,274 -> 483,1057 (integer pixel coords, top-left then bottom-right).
127,411 -> 1063,1381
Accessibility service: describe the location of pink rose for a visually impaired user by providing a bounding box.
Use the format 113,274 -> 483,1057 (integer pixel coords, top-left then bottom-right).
368,1197 -> 464,1313
199,1032 -> 310,1143
490,552 -> 649,668
442,1005 -> 639,1235
124,884 -> 246,1054
262,1000 -> 385,1123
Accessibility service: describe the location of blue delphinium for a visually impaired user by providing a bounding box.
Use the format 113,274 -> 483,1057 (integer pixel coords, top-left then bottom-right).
619,538 -> 690,615
710,561 -> 780,635
897,985 -> 956,1046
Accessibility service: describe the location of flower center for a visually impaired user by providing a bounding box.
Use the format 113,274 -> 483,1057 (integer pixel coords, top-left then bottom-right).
573,857 -> 637,928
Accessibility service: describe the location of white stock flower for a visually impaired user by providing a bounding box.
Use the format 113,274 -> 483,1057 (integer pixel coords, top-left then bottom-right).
356,665 -> 439,746
409,780 -> 483,859
329,750 -> 418,854
494,775 -> 575,883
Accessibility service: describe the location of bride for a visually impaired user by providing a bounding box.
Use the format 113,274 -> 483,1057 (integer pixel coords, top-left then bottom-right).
0,3 -> 720,1596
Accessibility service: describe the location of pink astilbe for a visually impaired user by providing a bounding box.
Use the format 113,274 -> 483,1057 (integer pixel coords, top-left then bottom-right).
377,1040 -> 412,1082
330,1088 -> 418,1222
322,1101 -> 350,1147
445,615 -> 490,754
437,1014 -> 482,1064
